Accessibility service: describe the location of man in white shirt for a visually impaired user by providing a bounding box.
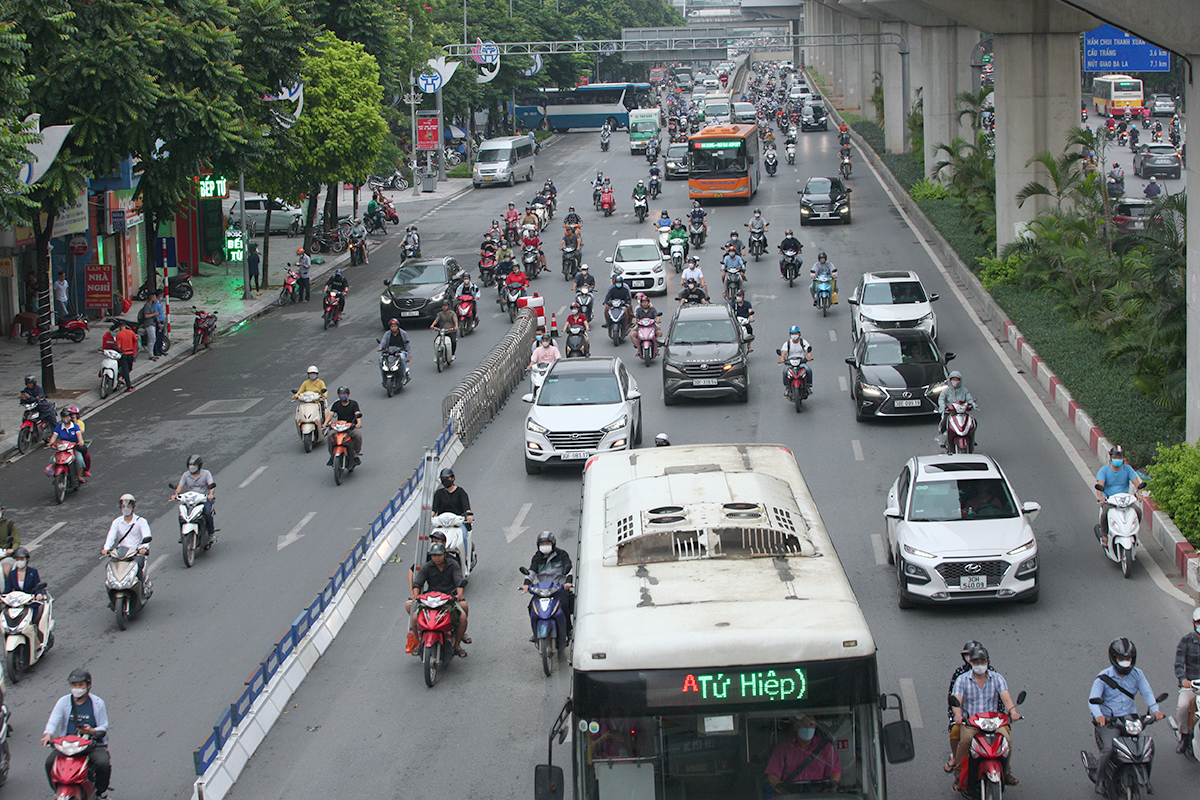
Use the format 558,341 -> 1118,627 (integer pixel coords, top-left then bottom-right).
679,258 -> 707,295
53,270 -> 69,322
101,493 -> 152,592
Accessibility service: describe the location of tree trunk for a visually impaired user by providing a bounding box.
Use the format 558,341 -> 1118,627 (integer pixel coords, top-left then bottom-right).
302,184 -> 321,248
324,182 -> 338,232
33,209 -> 57,392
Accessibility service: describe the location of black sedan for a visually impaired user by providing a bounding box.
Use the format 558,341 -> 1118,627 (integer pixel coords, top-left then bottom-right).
845,330 -> 954,421
379,257 -> 468,326
798,176 -> 852,225
664,143 -> 690,179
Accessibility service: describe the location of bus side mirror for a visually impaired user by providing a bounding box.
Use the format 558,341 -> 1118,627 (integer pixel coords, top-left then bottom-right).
535,765 -> 565,800
882,720 -> 915,764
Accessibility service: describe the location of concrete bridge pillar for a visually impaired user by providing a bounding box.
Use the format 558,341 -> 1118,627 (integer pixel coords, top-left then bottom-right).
880,20 -> 906,151
923,25 -> 979,179
840,15 -> 864,114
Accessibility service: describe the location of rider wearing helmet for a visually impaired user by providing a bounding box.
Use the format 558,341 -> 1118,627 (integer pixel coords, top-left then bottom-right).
778,325 -> 813,392
1090,638 -> 1164,791
809,251 -> 837,305
777,229 -> 803,279
295,365 -> 327,401
667,217 -> 689,257
632,179 -> 648,200
573,263 -> 596,291
432,467 -> 473,526
102,493 -> 153,590
378,318 -> 412,384
1095,446 -> 1143,544
42,669 -> 111,797
171,454 -> 216,542
1175,607 -> 1200,754
20,374 -> 55,429
47,406 -> 87,480
324,268 -> 350,316
947,641 -> 1003,763
632,292 -> 661,349
323,385 -> 363,466
937,370 -> 977,439
689,200 -> 708,237
654,433 -> 671,446
949,644 -> 1021,785
522,531 -> 574,639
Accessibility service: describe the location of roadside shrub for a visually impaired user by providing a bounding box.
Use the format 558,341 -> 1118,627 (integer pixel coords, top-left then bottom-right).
909,178 -> 949,203
851,121 -> 884,154
917,198 -> 992,267
1147,442 -> 1200,545
881,152 -> 923,190
976,253 -> 1027,290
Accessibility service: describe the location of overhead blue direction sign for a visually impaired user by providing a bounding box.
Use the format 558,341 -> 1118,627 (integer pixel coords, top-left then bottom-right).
1084,25 -> 1170,73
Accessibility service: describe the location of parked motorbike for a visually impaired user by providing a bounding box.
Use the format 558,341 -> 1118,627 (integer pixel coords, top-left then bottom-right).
815,271 -> 835,315
98,348 -> 123,398
367,168 -> 409,191
669,239 -> 686,273
380,197 -> 400,225
576,286 -> 594,322
1083,692 -> 1169,799
519,566 -> 570,677
278,267 -> 300,306
192,307 -> 217,354
764,150 -> 778,176
786,142 -> 796,164
48,440 -> 82,505
689,220 -> 706,248
606,299 -> 629,346
748,227 -> 768,261
29,313 -> 89,344
134,273 -> 194,302
949,691 -> 1025,799
2,587 -> 54,680
841,155 -> 853,179
1167,678 -> 1200,761
308,229 -> 347,254
17,401 -> 55,454
633,195 -> 649,224
293,391 -> 324,453
380,345 -> 408,397
456,291 -> 477,337
1095,492 -> 1142,578
328,420 -> 358,485
779,351 -> 810,412
173,488 -> 215,568
48,735 -> 99,800
413,591 -> 456,687
564,324 -> 588,358
635,317 -> 658,365
105,546 -> 150,630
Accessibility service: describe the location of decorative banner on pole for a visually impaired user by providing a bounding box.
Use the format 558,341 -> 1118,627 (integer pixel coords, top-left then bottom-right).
419,57 -> 460,93
471,39 -> 501,84
17,114 -> 74,186
265,84 -> 305,126
416,116 -> 440,150
521,53 -> 544,77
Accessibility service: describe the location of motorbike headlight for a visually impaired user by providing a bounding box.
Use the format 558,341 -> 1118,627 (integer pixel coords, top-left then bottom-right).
526,418 -> 549,434
601,415 -> 628,433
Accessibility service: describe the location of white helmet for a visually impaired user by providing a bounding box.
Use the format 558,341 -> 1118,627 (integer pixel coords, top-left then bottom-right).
306,365 -> 319,375
1193,606 -> 1200,625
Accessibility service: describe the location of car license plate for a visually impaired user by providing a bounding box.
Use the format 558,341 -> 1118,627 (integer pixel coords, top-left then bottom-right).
1131,221 -> 1144,230
894,399 -> 922,408
959,576 -> 987,590
561,450 -> 591,461
693,378 -> 719,386
484,176 -> 494,182
400,310 -> 419,317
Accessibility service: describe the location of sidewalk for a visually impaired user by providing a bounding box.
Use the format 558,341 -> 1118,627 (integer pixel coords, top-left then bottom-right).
0,178 -> 474,458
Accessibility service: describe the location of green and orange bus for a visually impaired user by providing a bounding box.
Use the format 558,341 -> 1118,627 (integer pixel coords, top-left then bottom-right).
688,124 -> 760,202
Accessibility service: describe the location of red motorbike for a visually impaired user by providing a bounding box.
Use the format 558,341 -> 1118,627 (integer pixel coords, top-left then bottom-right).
191,307 -> 217,354
504,218 -> 519,246
478,251 -> 497,287
456,290 -> 477,337
380,197 -> 400,225
413,591 -> 455,687
950,692 -> 1024,799
48,734 -> 98,800
328,420 -> 357,485
780,353 -> 810,412
49,440 -> 81,504
17,400 -> 56,454
28,313 -> 89,344
600,189 -> 615,217
322,288 -> 343,330
945,400 -> 977,455
278,268 -> 300,306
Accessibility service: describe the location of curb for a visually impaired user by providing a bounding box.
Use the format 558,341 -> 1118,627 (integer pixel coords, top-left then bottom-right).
814,83 -> 1200,595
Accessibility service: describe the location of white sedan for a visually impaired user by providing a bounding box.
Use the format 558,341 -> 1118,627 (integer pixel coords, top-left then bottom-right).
607,239 -> 667,296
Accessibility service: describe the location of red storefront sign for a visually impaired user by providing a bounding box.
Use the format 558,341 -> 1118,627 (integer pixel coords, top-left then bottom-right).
85,263 -> 114,310
417,117 -> 439,150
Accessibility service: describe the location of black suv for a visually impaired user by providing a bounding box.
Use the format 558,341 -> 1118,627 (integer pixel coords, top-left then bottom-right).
662,303 -> 750,404
798,176 -> 852,225
801,102 -> 829,131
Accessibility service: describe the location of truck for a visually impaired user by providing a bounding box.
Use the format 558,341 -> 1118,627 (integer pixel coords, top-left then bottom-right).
627,108 -> 661,154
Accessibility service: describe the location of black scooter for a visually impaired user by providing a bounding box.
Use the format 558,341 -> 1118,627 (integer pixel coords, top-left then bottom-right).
1082,691 -> 1169,799
135,273 -> 194,302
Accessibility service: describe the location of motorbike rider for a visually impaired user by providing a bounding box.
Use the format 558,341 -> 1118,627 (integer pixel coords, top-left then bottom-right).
680,257 -> 707,294
655,209 -> 672,233
807,251 -> 838,305
1095,445 -> 1143,546
378,318 -> 411,384
631,179 -> 649,207
486,219 -> 503,242
504,201 -> 520,236
523,531 -> 574,640
46,406 -> 87,481
170,455 -> 216,543
543,179 -> 557,213
648,163 -> 662,189
349,217 -> 369,264
1108,162 -> 1125,186
430,300 -> 458,358
323,269 -> 350,318
102,493 -> 152,590
573,263 -> 596,291
1143,176 -> 1162,199
559,224 -> 582,259
732,289 -> 754,345
522,225 -> 547,272
403,224 -> 421,257
3,546 -> 45,634
1174,607 -> 1200,755
667,218 -> 689,259
42,669 -> 111,797
725,230 -> 744,258
495,244 -> 516,295
431,467 -> 473,554
747,209 -> 768,246
603,273 -> 634,329
521,204 -> 540,231
949,644 -> 1021,785
0,502 -> 19,581
528,333 -> 561,369
1090,638 -> 1164,794
323,386 -> 364,467
778,326 -> 813,392
722,245 -> 747,281
937,370 -> 976,441
632,293 -> 661,350
654,433 -> 671,447
839,140 -> 853,162
20,374 -> 55,430
678,277 -> 709,306
563,206 -> 582,228
777,230 -> 803,279
505,261 -> 531,304
408,543 -> 469,658
565,302 -> 591,354
365,193 -> 384,229
946,640 -> 1004,768
689,201 -> 708,238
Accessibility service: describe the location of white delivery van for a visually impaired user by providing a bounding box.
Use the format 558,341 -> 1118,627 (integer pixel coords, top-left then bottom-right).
472,136 -> 537,188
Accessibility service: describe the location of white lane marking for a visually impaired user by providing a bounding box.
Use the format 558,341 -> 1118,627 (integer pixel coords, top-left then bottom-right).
899,678 -> 924,728
861,135 -> 1195,605
504,502 -> 533,543
556,305 -> 568,321
238,466 -> 268,489
596,250 -> 604,257
149,553 -> 168,574
828,330 -> 837,342
851,439 -> 864,461
278,511 -> 318,551
611,229 -> 618,236
871,534 -> 888,565
838,375 -> 848,393
26,521 -> 66,552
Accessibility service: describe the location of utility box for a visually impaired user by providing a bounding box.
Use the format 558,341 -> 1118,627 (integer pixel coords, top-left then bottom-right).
422,175 -> 437,192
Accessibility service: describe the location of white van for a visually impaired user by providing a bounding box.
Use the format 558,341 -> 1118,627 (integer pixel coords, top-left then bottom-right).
472,136 -> 537,188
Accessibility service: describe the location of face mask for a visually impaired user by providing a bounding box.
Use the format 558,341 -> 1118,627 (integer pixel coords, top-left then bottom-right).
441,478 -> 453,488
1112,459 -> 1124,467
971,663 -> 988,675
797,728 -> 816,741
539,545 -> 553,555
338,395 -> 349,402
1116,659 -> 1133,670
1194,625 -> 1200,634
14,560 -> 26,570
950,380 -> 961,388
71,687 -> 87,699
189,465 -> 199,474
791,335 -> 800,342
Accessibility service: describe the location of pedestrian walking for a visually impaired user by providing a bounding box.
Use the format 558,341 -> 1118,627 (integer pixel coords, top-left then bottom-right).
247,243 -> 261,292
114,320 -> 138,392
52,270 -> 69,322
137,294 -> 158,360
151,289 -> 166,358
296,250 -> 311,302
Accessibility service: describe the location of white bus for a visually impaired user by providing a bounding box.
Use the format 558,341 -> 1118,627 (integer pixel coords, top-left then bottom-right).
1091,74 -> 1144,116
535,444 -> 914,800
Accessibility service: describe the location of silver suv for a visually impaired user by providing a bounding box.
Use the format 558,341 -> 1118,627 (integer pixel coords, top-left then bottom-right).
225,196 -> 301,235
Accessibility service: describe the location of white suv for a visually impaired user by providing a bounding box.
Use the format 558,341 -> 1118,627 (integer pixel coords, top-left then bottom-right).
848,270 -> 939,341
886,454 -> 1041,607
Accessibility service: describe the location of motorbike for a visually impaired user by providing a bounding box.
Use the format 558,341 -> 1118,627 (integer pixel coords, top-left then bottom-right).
48,440 -> 82,505
1082,108 -> 1089,122
1152,129 -> 1162,143
17,401 -> 55,454
949,692 -> 1025,799
519,566 -> 570,677
592,186 -> 603,211
786,142 -> 796,164
649,177 -> 661,199
1117,130 -> 1128,147
322,288 -> 343,330
657,225 -> 673,256
456,290 -> 477,337
402,241 -> 420,260
504,284 -> 525,323
764,151 -> 778,176
633,195 -> 649,224
576,286 -> 594,322
600,132 -> 610,151
689,220 -> 706,248
781,250 -> 802,287
379,198 -> 400,225
309,228 -> 347,254
1107,177 -> 1125,199
192,307 -> 217,354
669,240 -> 686,273
815,271 -> 835,315
278,268 -> 300,306
431,512 -> 477,578
327,419 -> 358,485
748,227 -> 768,261
561,246 -> 580,279
1083,691 -> 1170,799
380,345 -> 408,397
134,273 -> 194,302
944,400 -> 977,455
723,265 -> 745,303
413,591 -> 456,687
364,214 -> 387,236
600,190 -> 615,217
779,352 -> 810,412
1141,114 -> 1151,129
530,201 -> 551,229
530,361 -> 552,396
635,317 -> 658,365
479,251 -> 497,287
606,299 -> 629,346
564,323 -> 588,358
1167,678 -> 1200,761
349,233 -> 368,266
293,391 -> 324,453
841,155 -> 853,179
522,245 -> 542,279
646,142 -> 659,163
48,735 -> 99,800
106,545 -> 150,630
505,218 -> 520,245
367,168 -> 409,191
433,326 -> 455,373
1096,492 -> 1142,578
29,313 -> 89,344
98,348 -> 122,399
172,488 -> 215,568
2,588 -> 54,680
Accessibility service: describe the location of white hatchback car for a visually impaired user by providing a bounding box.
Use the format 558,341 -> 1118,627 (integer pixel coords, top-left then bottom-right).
607,239 -> 667,295
886,454 -> 1041,607
523,357 -> 642,474
849,270 -> 940,341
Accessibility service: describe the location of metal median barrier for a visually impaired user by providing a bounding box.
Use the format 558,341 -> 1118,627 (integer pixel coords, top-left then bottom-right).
442,308 -> 537,443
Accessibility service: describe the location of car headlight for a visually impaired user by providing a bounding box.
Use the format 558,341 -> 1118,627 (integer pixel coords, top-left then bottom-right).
799,206 -> 811,216
916,312 -> 933,324
652,263 -> 664,274
380,293 -> 392,305
601,415 -> 628,433
858,382 -> 885,398
929,380 -> 948,397
526,418 -> 549,434
667,161 -> 677,168
859,314 -> 879,327
902,543 -> 936,559
1007,540 -> 1035,556
838,205 -> 850,215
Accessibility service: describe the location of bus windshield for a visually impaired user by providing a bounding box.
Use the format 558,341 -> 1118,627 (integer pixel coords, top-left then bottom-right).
690,139 -> 748,176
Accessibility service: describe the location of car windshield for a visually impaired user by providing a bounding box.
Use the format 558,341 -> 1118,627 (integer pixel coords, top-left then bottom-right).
908,477 -> 1019,521
537,373 -> 623,406
390,262 -> 447,286
475,148 -> 507,164
671,318 -> 739,345
861,337 -> 939,366
668,145 -> 688,158
1146,146 -> 1176,155
861,280 -> 928,305
805,178 -> 833,195
615,243 -> 661,262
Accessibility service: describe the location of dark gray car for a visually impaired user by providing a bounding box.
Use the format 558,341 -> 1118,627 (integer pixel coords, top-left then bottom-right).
662,304 -> 750,404
379,257 -> 467,326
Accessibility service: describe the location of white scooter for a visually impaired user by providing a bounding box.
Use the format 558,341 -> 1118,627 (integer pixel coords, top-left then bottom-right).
294,391 -> 324,453
1,589 -> 54,681
1095,492 -> 1141,578
431,512 -> 478,579
530,361 -> 551,396
99,348 -> 122,398
656,223 -> 673,256
669,239 -> 686,273
785,142 -> 796,165
1168,677 -> 1200,762
174,489 -> 215,568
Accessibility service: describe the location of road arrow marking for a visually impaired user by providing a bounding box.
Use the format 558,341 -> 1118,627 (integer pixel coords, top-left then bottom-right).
504,503 -> 533,543
26,521 -> 65,552
278,512 -> 318,551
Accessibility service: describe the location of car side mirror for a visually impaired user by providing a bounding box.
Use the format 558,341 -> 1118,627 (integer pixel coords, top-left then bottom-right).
845,356 -> 857,366
627,390 -> 642,401
1022,502 -> 1041,522
846,187 -> 853,193
930,293 -> 940,302
944,352 -> 956,363
847,297 -> 858,305
522,393 -> 535,403
884,506 -> 901,519
605,257 -> 613,264
383,280 -> 390,286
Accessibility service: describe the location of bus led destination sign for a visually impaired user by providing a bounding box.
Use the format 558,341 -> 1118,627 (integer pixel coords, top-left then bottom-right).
693,140 -> 741,150
647,667 -> 808,707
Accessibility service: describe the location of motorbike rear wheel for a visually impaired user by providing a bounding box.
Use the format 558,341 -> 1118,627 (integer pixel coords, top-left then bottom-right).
182,531 -> 197,568
115,596 -> 129,630
6,644 -> 25,682
0,738 -> 9,786
69,328 -> 86,343
53,474 -> 66,505
193,331 -> 201,354
17,427 -> 35,455
423,642 -> 441,687
540,637 -> 555,677
177,283 -> 195,301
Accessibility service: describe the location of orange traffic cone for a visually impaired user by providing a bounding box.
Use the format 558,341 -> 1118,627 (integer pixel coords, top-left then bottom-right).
551,312 -> 559,338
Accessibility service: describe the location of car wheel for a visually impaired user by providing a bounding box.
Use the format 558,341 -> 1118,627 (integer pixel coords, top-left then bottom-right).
524,456 -> 542,475
896,560 -> 915,609
799,217 -> 808,227
885,528 -> 895,564
634,409 -> 643,445
663,391 -> 679,406
842,214 -> 851,225
854,395 -> 867,422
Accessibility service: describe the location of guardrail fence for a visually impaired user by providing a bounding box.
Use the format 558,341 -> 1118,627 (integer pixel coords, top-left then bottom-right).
442,308 -> 536,443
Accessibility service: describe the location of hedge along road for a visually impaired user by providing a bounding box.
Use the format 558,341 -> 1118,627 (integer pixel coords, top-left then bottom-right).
222,129 -> 1197,800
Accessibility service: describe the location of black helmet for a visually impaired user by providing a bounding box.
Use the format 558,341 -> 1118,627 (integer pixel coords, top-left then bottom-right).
12,546 -> 29,560
1109,638 -> 1137,675
1109,445 -> 1125,458
429,530 -> 448,542
188,454 -> 203,469
69,668 -> 92,685
336,386 -> 350,396
537,531 -> 556,546
817,251 -> 827,261
439,467 -> 455,487
960,640 -> 983,663
964,644 -> 989,663
24,375 -> 35,384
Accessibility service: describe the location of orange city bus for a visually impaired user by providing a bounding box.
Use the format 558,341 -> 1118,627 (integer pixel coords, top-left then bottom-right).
688,124 -> 760,202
